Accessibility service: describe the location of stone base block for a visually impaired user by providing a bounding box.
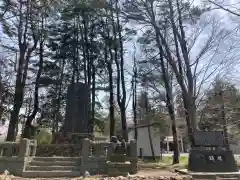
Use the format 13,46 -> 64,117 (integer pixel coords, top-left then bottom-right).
52,132 -> 94,144
176,169 -> 240,179
188,149 -> 238,172
109,154 -> 128,162
107,171 -> 129,177
106,161 -> 131,177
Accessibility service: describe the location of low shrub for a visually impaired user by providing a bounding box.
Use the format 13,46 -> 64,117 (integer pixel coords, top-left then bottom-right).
35,129 -> 52,144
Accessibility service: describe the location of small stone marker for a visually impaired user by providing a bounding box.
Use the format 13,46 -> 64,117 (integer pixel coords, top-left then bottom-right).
106,136 -> 131,177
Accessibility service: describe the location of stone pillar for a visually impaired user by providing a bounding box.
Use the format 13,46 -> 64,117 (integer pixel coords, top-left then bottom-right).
16,138 -> 30,175
180,136 -> 184,153
18,138 -> 30,158
81,138 -> 90,173
129,139 -> 138,174
30,140 -> 37,157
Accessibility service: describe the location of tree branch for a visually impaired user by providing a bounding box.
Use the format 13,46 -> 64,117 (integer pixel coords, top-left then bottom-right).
208,0 -> 240,16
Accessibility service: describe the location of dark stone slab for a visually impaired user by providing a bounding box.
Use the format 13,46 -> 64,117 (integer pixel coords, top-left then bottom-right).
63,82 -> 89,133
188,149 -> 238,172
188,131 -> 238,173
193,131 -> 225,147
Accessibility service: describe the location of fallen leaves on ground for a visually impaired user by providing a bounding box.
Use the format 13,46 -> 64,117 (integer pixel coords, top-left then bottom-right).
0,174 -> 191,180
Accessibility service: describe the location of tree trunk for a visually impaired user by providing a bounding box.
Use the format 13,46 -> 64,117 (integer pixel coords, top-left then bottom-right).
102,17 -> 116,138
6,0 -> 38,141
6,49 -> 26,141
79,24 -> 87,84
7,104 -> 21,141
81,10 -> 92,132
115,0 -> 127,141
110,0 -> 123,139
147,1 -> 180,161
159,44 -> 179,164
0,106 -> 3,121
0,93 -> 5,120
53,57 -> 65,133
107,47 -> 115,138
175,0 -> 197,131
182,96 -> 194,145
22,16 -> 44,138
132,70 -> 137,140
90,65 -> 96,133
88,22 -> 95,134
146,0 -> 196,144
132,47 -> 138,140
120,108 -> 128,141
0,74 -> 3,109
147,125 -> 155,161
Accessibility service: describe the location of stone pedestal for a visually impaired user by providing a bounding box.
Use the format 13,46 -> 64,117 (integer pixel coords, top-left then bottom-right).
109,154 -> 128,162
106,154 -> 131,177
188,149 -> 238,172
52,132 -> 94,144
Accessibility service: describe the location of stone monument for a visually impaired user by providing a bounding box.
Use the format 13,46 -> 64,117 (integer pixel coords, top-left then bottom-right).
187,131 -> 239,179
64,82 -> 89,133
53,82 -> 93,144
106,136 -> 131,177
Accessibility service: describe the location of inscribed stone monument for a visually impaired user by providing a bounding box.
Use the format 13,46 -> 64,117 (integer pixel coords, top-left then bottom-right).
188,131 -> 238,172
63,82 -> 89,133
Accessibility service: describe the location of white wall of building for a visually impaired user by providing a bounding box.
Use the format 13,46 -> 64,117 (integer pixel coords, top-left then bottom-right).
128,126 -> 161,157
230,140 -> 240,154
0,120 -> 23,142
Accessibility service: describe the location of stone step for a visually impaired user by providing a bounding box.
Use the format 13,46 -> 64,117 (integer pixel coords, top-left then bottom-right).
107,172 -> 129,177
192,175 -> 240,179
216,178 -> 239,180
33,157 -> 80,161
26,165 -> 80,171
22,170 -> 81,178
30,160 -> 80,166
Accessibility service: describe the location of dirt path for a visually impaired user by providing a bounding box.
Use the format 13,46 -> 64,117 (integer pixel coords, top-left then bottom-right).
137,169 -> 179,177
0,170 -> 185,179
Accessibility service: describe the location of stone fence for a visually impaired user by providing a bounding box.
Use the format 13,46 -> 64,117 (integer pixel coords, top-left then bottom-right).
0,138 -> 137,176
0,139 -> 37,176
81,138 -> 137,174
35,138 -> 136,157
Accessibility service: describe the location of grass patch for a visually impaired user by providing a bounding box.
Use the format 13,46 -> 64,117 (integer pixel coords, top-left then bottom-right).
138,156 -> 188,170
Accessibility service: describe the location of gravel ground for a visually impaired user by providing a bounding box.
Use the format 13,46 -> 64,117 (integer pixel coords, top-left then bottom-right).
0,176 -> 190,180
0,170 -> 190,180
